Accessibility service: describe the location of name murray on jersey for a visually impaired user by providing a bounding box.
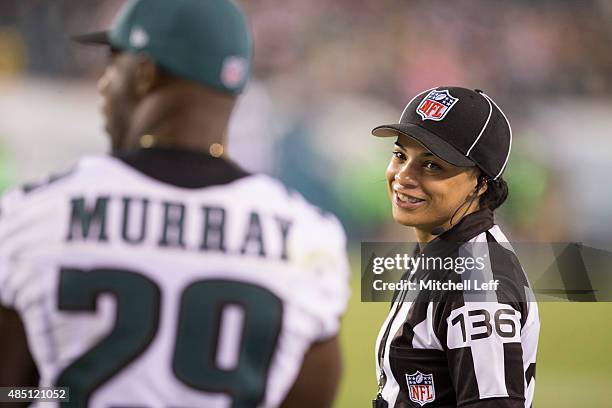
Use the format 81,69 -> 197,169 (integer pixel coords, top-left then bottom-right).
65,195 -> 292,261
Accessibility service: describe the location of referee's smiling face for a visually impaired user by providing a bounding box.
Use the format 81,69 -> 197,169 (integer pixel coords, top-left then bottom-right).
386,134 -> 481,237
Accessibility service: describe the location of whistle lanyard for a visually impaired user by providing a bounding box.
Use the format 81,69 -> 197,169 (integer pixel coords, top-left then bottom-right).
374,282 -> 410,407
374,244 -> 423,407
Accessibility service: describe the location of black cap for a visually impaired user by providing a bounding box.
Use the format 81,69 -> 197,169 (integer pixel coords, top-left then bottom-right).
372,86 -> 512,179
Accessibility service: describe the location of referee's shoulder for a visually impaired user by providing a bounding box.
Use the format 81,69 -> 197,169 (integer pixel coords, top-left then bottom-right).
482,225 -> 532,305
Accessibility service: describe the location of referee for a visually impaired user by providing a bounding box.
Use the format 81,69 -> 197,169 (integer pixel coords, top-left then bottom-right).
371,87 -> 540,408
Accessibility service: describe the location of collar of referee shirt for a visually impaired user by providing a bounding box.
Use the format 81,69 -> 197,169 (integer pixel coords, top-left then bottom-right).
422,207 -> 494,251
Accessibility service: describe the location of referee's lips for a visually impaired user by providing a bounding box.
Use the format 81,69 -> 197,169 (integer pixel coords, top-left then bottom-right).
392,185 -> 428,211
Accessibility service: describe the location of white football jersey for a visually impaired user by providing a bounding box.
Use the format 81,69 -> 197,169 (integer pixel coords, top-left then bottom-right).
0,151 -> 350,408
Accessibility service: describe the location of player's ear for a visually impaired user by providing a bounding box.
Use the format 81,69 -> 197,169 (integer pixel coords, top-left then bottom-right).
133,55 -> 161,97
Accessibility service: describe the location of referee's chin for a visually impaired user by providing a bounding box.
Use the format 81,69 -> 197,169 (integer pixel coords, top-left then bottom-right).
390,205 -> 450,237
390,200 -> 427,227
391,208 -> 425,228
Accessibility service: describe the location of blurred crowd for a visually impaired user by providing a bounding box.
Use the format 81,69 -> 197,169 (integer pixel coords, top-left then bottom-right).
3,0 -> 612,99
1,0 -> 612,244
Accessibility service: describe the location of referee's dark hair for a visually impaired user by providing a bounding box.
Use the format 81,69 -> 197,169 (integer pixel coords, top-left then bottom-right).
479,175 -> 509,210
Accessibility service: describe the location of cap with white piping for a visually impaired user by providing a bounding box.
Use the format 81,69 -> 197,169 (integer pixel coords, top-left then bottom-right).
372,86 -> 512,179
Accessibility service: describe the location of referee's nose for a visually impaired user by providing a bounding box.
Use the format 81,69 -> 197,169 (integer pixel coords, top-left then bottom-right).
393,159 -> 420,188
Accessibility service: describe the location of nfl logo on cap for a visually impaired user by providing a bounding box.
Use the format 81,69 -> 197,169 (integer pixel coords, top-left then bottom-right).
416,89 -> 458,121
406,371 -> 435,406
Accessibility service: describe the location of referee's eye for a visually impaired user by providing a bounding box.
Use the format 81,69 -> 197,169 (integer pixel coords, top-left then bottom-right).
423,161 -> 442,171
392,150 -> 406,161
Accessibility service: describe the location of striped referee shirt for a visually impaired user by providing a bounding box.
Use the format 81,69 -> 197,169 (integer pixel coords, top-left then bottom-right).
375,209 -> 540,408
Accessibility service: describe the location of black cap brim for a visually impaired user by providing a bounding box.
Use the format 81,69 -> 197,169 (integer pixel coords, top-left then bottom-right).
71,31 -> 111,45
372,123 -> 475,167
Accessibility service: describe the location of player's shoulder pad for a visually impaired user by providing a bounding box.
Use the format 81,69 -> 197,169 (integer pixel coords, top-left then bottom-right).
249,174 -> 346,239
216,173 -> 349,264
279,197 -> 348,276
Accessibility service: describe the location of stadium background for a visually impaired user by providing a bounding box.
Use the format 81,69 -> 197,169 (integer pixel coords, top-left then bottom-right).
1,0 -> 611,406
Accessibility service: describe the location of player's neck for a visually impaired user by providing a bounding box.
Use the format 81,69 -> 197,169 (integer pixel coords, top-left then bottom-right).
137,109 -> 229,153
125,84 -> 236,154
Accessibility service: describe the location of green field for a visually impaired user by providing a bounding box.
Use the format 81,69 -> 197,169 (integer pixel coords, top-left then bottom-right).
336,277 -> 612,407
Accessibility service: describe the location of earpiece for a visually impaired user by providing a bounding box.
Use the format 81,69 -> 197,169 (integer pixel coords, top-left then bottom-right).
430,176 -> 489,236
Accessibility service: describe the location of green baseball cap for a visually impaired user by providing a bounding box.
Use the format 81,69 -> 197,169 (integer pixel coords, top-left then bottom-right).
74,0 -> 251,94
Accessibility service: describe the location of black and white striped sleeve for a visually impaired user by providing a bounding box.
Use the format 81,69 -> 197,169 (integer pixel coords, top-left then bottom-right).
432,238 -> 538,407
434,294 -> 527,407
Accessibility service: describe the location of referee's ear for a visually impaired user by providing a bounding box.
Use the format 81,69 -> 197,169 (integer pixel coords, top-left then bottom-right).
476,175 -> 489,198
468,170 -> 488,200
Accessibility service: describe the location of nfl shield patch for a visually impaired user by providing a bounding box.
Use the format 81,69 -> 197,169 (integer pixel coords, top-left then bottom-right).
416,89 -> 458,121
406,371 -> 435,406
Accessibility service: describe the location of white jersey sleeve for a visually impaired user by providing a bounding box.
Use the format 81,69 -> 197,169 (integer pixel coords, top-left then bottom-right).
1,186 -> 41,307
0,188 -> 19,306
288,206 -> 350,340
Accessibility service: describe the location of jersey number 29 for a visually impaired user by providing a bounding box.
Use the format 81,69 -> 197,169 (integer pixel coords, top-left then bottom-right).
55,267 -> 283,408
